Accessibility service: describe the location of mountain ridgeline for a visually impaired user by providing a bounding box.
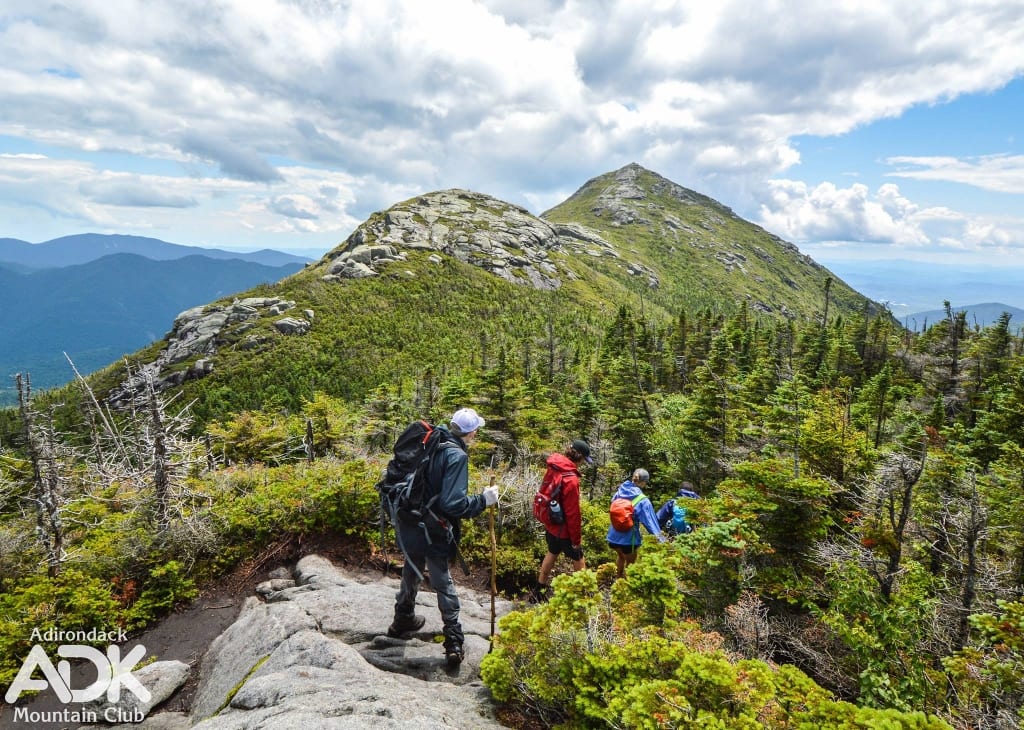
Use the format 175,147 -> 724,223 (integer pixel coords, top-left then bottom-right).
543,163 -> 871,319
60,163 -> 879,425
0,232 -> 309,269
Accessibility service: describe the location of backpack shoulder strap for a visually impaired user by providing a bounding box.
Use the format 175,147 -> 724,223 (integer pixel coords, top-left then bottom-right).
629,494 -> 647,534
542,466 -> 566,496
422,437 -> 454,483
551,470 -> 566,497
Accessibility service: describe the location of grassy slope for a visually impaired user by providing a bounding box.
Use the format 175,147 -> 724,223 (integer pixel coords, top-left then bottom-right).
76,249 -> 632,423
543,165 -> 875,321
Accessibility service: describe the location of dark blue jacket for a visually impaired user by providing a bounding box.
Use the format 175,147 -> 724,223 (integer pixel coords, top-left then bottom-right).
657,488 -> 700,531
425,425 -> 487,542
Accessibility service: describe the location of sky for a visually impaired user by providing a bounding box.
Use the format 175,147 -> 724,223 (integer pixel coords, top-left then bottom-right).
1,0 -> 1023,273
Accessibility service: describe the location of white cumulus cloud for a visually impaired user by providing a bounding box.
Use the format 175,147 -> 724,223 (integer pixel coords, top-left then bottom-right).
0,0 -> 1022,251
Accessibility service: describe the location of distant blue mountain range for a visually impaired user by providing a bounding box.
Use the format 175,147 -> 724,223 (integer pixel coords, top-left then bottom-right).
0,232 -> 312,269
819,258 -> 1024,316
0,234 -> 314,405
818,257 -> 1024,333
898,303 -> 1024,333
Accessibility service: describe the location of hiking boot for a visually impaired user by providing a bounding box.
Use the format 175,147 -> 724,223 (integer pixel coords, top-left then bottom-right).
529,582 -> 552,604
445,643 -> 464,667
387,614 -> 425,638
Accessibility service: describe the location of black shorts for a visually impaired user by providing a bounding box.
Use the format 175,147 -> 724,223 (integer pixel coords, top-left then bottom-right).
545,530 -> 575,556
609,541 -> 639,555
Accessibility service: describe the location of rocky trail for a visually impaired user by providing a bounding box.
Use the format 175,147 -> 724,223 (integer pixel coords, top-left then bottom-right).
4,534 -> 530,730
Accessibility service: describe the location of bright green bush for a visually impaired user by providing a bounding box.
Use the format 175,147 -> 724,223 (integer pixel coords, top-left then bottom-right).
125,560 -> 198,631
207,410 -> 296,464
482,569 -> 605,725
217,457 -> 380,546
481,562 -> 953,729
0,569 -> 121,687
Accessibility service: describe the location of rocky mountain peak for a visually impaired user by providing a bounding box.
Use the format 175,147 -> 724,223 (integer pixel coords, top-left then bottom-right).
557,162 -> 736,228
318,188 -> 617,291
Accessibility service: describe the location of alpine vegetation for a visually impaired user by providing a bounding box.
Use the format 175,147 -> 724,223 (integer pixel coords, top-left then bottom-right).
0,165 -> 1020,729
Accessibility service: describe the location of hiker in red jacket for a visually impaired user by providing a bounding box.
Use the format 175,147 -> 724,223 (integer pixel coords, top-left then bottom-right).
534,439 -> 592,601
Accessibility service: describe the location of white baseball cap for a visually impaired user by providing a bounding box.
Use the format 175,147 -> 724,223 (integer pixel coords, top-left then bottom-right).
451,407 -> 485,434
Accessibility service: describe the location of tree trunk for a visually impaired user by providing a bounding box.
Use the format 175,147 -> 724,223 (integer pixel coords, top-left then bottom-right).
148,383 -> 171,532
17,373 -> 64,577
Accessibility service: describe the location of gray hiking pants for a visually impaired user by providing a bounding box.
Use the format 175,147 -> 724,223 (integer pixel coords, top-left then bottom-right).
394,520 -> 464,649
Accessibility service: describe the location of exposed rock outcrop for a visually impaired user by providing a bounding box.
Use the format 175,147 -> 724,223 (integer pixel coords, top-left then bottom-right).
107,297 -> 311,405
185,555 -> 512,729
320,189 -> 624,290
81,555 -> 514,729
111,555 -> 511,729
85,660 -> 190,722
272,316 -> 310,335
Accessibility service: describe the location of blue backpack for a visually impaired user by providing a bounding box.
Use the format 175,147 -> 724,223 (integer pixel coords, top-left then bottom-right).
671,502 -> 692,534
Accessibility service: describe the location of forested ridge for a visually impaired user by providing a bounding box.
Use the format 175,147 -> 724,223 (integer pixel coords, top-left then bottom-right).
1,165 -> 1022,728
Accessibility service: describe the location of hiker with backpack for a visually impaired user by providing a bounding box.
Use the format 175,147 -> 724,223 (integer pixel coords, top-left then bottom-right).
607,468 -> 664,578
656,483 -> 700,537
533,439 -> 592,602
385,407 -> 498,667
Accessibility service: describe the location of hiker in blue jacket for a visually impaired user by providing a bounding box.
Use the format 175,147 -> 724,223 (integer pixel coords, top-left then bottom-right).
656,482 -> 700,536
606,468 -> 664,578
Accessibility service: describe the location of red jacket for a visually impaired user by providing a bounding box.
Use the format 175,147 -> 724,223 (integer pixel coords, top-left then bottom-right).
543,453 -> 583,545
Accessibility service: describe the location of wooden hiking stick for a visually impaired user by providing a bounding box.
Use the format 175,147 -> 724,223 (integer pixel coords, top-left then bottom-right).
488,464 -> 498,645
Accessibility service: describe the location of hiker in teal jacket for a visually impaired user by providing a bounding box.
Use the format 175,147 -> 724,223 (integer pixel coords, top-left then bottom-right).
606,468 -> 663,578
387,407 -> 497,668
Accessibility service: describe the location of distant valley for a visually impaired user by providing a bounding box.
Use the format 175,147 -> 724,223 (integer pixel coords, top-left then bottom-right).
818,257 -> 1024,318
0,235 -> 311,405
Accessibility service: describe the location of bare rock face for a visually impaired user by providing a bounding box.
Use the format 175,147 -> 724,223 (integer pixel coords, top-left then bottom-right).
272,316 -> 310,335
84,660 -> 190,722
321,189 -> 617,291
107,297 -> 311,406
186,555 -> 513,729
77,556 -> 513,729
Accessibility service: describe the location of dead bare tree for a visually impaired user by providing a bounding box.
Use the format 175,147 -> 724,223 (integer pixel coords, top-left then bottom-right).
921,473 -> 1012,653
862,447 -> 927,601
723,591 -> 773,661
145,379 -> 172,532
304,418 -> 315,463
67,358 -> 207,545
487,443 -> 535,530
16,373 -> 66,576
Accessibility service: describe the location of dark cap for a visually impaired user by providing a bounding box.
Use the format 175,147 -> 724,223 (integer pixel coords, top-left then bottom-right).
570,439 -> 593,464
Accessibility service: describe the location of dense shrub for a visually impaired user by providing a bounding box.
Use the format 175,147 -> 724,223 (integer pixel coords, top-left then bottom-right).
0,569 -> 122,687
481,564 -> 953,729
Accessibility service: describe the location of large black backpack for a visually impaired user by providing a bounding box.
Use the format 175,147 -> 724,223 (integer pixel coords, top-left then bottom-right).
378,420 -> 442,514
375,420 -> 455,577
